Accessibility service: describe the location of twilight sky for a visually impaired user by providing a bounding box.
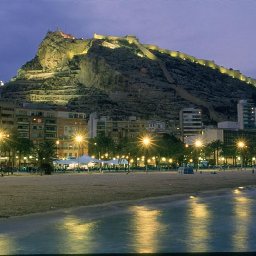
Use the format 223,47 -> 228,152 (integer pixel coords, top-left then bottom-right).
0,0 -> 256,82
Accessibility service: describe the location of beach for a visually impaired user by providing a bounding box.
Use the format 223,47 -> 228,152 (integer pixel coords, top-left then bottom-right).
0,170 -> 256,217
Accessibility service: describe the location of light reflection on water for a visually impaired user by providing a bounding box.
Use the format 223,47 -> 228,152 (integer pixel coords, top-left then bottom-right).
0,187 -> 256,254
187,199 -> 211,252
232,190 -> 252,251
130,206 -> 166,253
0,235 -> 16,255
59,216 -> 98,253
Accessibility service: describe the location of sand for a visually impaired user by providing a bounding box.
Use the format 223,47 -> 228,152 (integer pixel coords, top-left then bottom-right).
0,170 -> 256,217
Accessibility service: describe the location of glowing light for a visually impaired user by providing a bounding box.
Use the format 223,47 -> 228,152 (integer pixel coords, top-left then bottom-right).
74,134 -> 84,143
137,52 -> 144,58
234,189 -> 241,194
194,140 -> 203,148
237,141 -> 245,149
0,130 -> 8,143
141,136 -> 151,147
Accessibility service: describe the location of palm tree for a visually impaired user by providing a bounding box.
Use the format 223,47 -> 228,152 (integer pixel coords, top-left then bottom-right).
157,134 -> 185,166
116,136 -> 139,171
207,140 -> 223,165
93,134 -> 116,159
221,144 -> 236,166
35,141 -> 56,174
14,138 -> 34,169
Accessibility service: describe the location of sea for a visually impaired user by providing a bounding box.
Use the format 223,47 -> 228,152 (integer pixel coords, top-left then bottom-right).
0,186 -> 256,254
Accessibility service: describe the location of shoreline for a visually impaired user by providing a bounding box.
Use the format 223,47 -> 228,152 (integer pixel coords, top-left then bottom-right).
1,186 -> 254,231
0,170 -> 256,218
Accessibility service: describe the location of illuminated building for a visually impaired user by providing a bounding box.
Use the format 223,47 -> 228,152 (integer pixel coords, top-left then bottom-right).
179,107 -> 202,141
237,100 -> 256,129
88,113 -> 169,144
0,101 -> 87,159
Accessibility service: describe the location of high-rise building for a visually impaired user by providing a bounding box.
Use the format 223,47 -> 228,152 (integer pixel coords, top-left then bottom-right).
179,107 -> 202,141
237,100 -> 256,129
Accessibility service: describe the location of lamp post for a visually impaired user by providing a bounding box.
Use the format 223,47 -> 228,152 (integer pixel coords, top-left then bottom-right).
0,130 -> 7,176
194,139 -> 203,172
140,135 -> 153,172
237,141 -> 246,170
56,140 -> 60,159
75,134 -> 84,169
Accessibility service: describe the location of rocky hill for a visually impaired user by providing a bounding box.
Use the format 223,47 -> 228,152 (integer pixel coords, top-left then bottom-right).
2,30 -> 256,124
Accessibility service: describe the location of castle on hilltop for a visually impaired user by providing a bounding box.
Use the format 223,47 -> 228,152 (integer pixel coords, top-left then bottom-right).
93,33 -> 256,87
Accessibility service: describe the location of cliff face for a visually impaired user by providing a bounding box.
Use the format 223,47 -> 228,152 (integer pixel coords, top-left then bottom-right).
2,30 -> 256,123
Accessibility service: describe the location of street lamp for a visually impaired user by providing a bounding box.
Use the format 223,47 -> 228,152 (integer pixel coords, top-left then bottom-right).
75,134 -> 84,156
237,140 -> 246,169
194,139 -> 203,172
56,140 -> 60,159
0,130 -> 8,176
139,135 -> 153,172
74,134 -> 85,169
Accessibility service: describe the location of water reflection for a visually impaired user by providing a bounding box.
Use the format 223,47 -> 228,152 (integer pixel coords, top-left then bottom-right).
187,198 -> 211,252
232,190 -> 252,251
0,234 -> 16,255
130,206 -> 165,253
0,189 -> 255,254
59,215 -> 97,253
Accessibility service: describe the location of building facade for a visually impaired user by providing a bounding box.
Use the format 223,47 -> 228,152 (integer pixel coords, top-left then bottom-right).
0,101 -> 15,130
179,107 -> 202,141
88,113 -> 169,143
237,99 -> 256,129
0,101 -> 88,160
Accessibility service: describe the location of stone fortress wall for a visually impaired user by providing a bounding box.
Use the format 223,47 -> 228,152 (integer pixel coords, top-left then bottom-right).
94,33 -> 256,86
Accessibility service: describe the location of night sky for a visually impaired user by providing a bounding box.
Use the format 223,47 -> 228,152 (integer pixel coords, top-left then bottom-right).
0,0 -> 256,82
